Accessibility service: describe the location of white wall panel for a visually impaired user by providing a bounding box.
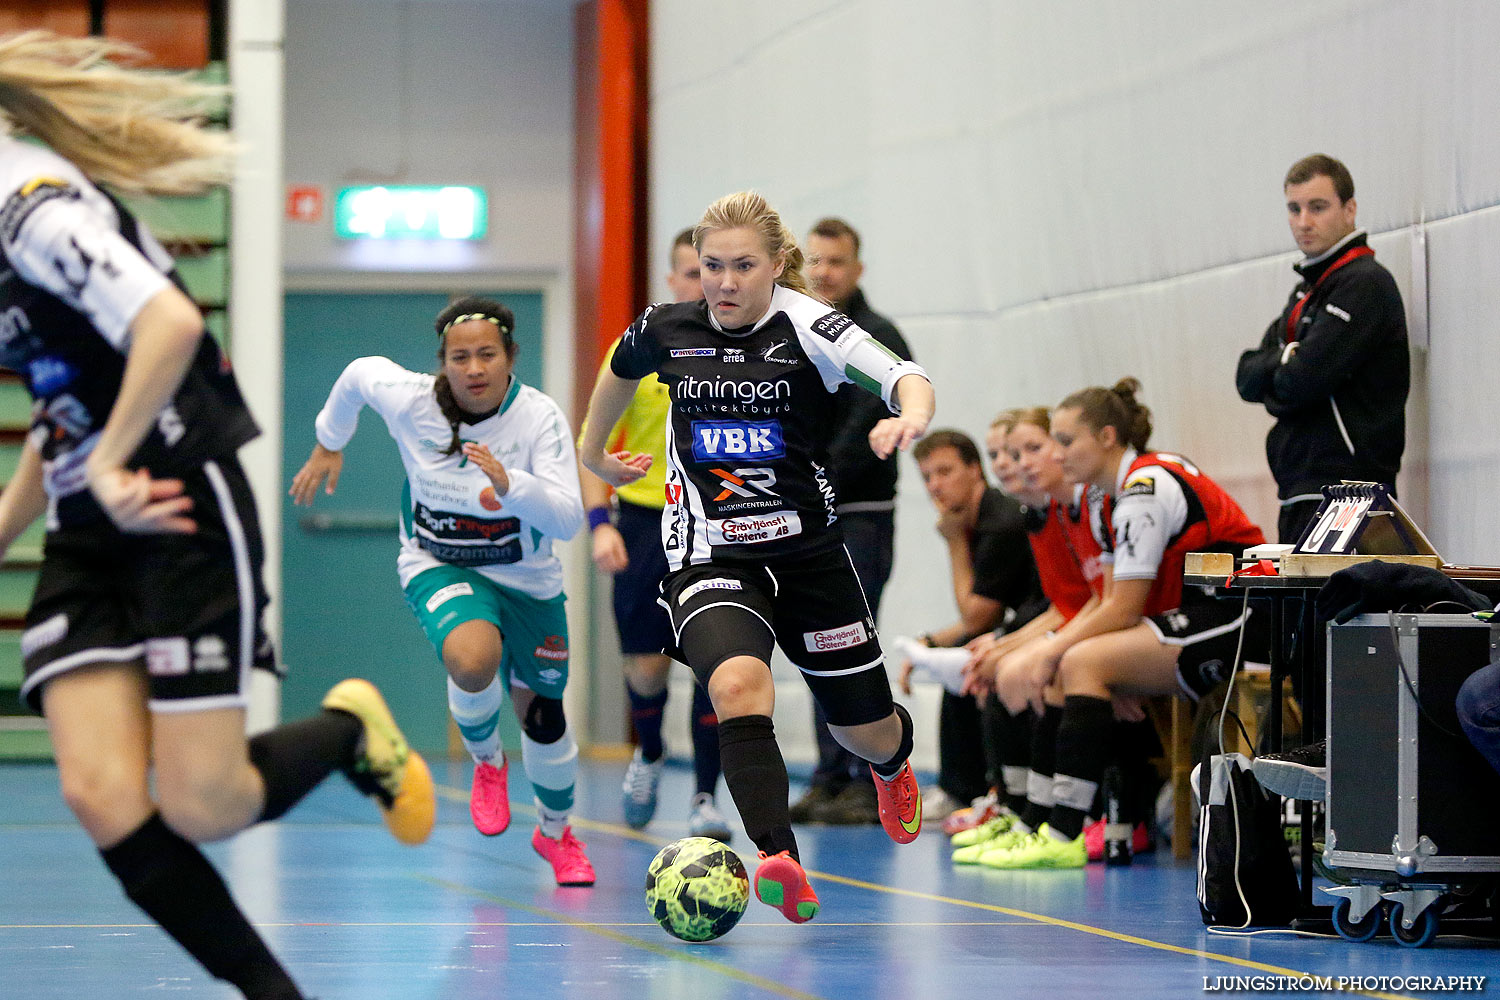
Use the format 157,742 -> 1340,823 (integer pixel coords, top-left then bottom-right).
651,0 -> 1493,766
283,1 -> 573,275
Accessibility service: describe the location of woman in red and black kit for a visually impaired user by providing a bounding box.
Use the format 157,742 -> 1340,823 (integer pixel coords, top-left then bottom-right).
984,380 -> 1267,868
963,408 -> 1106,852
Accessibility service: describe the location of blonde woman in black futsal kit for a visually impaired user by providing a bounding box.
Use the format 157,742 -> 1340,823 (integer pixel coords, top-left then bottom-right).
580,190 -> 935,923
0,32 -> 433,999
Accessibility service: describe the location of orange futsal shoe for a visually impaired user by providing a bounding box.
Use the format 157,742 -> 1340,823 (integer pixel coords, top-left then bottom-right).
871,763 -> 922,844
755,851 -> 819,923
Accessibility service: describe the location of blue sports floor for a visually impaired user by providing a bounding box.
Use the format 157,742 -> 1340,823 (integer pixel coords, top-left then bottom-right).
0,758 -> 1494,999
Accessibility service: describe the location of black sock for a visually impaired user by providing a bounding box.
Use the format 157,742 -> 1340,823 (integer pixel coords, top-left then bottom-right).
250,710 -> 362,822
101,814 -> 304,1000
1020,704 -> 1062,830
938,689 -> 988,803
689,683 -> 721,796
871,702 -> 914,779
1109,719 -> 1159,824
1049,695 -> 1116,839
627,686 -> 669,762
718,714 -> 797,860
986,694 -> 1032,811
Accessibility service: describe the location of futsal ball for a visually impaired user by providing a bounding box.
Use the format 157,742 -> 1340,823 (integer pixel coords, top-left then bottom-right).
644,837 -> 749,942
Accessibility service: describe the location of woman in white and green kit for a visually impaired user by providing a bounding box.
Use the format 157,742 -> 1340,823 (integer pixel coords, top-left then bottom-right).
291,296 -> 594,886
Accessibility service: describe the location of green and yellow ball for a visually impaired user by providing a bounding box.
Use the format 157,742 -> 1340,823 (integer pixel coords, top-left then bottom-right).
644,837 -> 749,942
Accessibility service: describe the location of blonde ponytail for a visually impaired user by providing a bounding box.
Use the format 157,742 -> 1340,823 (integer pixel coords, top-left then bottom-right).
0,31 -> 235,196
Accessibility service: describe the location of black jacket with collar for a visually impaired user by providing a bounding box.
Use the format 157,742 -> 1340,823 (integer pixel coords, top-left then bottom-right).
1235,231 -> 1409,499
826,287 -> 914,506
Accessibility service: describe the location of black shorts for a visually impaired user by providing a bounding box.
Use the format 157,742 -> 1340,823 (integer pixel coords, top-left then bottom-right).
659,544 -> 894,727
1147,589 -> 1270,700
612,499 -> 674,656
19,456 -> 277,714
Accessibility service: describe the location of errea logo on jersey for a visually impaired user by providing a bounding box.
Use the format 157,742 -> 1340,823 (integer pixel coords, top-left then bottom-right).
691,420 -> 786,462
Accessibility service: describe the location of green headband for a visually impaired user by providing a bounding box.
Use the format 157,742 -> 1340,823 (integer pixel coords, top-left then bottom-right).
442,313 -> 511,336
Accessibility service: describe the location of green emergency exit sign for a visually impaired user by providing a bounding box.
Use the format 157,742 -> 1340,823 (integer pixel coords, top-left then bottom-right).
334,185 -> 487,240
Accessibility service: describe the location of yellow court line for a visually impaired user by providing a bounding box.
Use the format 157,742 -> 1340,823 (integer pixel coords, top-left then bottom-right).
419,875 -> 824,1000
441,782 -> 1419,999
812,871 -> 1416,1000
0,919 -> 1028,930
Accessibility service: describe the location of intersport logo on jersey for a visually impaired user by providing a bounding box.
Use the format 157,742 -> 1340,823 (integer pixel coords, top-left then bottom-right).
677,374 -> 791,405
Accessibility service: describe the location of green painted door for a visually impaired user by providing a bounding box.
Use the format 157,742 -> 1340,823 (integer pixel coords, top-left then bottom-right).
281,291 -> 544,755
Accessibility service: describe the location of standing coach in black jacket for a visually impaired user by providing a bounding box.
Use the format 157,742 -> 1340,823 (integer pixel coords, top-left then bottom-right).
788,217 -> 917,825
1236,154 -> 1410,544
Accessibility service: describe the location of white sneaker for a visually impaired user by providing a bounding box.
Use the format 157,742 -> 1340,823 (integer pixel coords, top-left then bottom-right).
621,747 -> 663,829
687,792 -> 733,842
922,786 -> 962,822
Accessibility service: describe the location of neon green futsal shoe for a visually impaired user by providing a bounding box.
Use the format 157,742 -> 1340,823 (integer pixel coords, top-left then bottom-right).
953,823 -> 1028,864
951,813 -> 1014,848
978,823 -> 1085,869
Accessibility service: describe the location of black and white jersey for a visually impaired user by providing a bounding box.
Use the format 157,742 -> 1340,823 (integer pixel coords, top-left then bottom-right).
0,137 -> 258,528
611,284 -> 925,570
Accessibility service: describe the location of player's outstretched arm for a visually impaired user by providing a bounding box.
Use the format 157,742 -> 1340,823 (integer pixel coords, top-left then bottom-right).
289,443 -> 344,506
869,373 -> 934,458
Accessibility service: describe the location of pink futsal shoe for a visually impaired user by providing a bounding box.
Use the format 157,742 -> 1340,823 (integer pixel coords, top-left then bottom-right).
532,826 -> 596,886
1083,818 -> 1154,862
470,758 -> 510,836
754,851 -> 820,924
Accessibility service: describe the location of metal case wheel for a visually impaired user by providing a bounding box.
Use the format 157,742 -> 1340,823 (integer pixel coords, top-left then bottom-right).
1387,902 -> 1439,947
1331,897 -> 1382,943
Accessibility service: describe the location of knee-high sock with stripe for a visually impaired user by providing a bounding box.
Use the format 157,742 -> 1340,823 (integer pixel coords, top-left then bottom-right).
1048,694 -> 1116,840
523,725 -> 578,838
983,693 -> 1032,812
448,676 -> 504,763
1020,704 -> 1062,832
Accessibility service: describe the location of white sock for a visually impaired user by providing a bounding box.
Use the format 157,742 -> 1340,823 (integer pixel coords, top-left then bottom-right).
522,723 -> 578,821
448,676 -> 504,763
536,803 -> 569,840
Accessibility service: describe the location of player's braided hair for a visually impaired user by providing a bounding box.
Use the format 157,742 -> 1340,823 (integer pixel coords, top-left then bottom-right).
1059,377 -> 1153,452
431,296 -> 517,456
0,31 -> 235,195
694,191 -> 820,301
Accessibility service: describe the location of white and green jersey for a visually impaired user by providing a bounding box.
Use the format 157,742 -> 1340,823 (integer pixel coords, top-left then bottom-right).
314,356 -> 583,599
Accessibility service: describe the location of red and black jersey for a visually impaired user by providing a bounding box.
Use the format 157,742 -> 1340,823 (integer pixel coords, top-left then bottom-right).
1095,450 -> 1264,615
1026,491 -> 1103,621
